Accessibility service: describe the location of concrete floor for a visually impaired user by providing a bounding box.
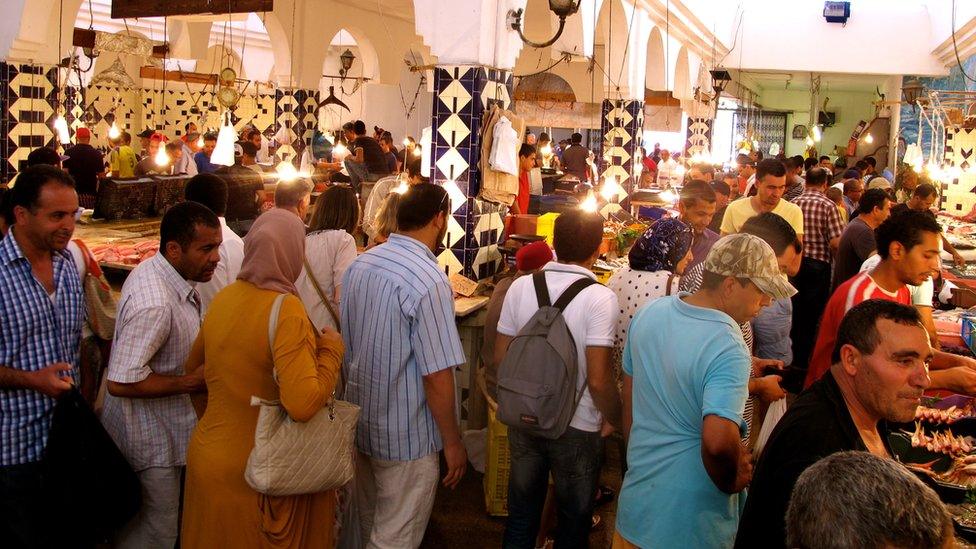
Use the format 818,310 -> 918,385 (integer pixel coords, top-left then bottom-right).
421,437 -> 625,549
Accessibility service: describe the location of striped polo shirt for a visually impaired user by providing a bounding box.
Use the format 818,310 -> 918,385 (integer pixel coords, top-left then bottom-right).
340,233 -> 466,461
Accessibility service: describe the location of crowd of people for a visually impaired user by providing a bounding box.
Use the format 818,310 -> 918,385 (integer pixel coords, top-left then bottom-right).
0,115 -> 970,549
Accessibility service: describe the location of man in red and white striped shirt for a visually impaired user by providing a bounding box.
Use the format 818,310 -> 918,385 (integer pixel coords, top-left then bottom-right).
805,210 -> 976,393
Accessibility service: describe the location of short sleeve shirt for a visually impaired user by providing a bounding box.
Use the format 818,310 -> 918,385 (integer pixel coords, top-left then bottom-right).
498,262 -> 618,432
720,197 -> 805,236
354,136 -> 390,176
791,189 -> 844,263
296,229 -> 358,332
109,146 -> 137,178
606,267 -> 677,351
100,254 -> 202,471
616,293 -> 750,548
63,143 -> 104,195
341,234 -> 466,461
805,271 -> 911,388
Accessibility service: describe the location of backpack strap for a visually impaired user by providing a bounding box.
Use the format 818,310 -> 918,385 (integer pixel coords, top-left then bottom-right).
552,277 -> 599,312
533,271 -> 552,308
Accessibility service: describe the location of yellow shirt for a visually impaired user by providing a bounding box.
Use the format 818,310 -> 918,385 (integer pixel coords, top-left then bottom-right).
720,196 -> 805,235
109,146 -> 137,178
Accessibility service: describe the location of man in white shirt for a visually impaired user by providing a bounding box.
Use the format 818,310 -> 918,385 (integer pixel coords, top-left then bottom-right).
495,209 -> 622,547
656,149 -> 680,189
100,202 -> 221,548
183,174 -> 245,312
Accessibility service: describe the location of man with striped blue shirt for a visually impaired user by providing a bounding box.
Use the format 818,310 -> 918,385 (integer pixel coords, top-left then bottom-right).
341,183 -> 467,548
0,165 -> 85,545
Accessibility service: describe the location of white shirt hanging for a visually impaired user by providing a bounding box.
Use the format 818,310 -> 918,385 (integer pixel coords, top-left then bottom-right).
489,116 -> 519,176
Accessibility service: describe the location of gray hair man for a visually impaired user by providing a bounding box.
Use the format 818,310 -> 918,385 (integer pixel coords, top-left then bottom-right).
274,178 -> 312,221
786,451 -> 952,549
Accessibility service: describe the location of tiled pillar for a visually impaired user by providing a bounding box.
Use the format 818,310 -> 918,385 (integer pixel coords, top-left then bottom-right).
0,62 -> 60,185
685,117 -> 713,158
599,98 -> 645,202
430,65 -> 514,281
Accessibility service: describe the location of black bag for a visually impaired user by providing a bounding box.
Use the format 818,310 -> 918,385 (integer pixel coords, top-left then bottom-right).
43,388 -> 141,545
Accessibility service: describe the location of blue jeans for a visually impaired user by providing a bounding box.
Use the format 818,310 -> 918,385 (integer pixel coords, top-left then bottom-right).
503,427 -> 604,549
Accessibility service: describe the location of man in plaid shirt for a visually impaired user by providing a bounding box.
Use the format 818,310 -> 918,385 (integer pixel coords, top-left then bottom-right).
789,167 -> 845,382
0,165 -> 84,545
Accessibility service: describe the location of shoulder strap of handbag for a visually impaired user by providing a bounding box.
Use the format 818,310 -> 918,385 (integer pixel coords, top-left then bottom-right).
302,256 -> 341,332
72,238 -> 104,279
665,273 -> 677,296
267,293 -> 287,385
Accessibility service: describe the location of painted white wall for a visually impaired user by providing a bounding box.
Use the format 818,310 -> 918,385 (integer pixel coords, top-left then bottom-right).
727,0 -> 947,77
758,88 -> 877,158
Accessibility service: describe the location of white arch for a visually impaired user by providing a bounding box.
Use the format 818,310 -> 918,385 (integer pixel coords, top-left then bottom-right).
672,45 -> 692,100
645,26 -> 666,91
595,0 -> 633,97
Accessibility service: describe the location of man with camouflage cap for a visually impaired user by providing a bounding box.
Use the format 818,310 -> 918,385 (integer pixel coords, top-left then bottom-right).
614,234 -> 796,549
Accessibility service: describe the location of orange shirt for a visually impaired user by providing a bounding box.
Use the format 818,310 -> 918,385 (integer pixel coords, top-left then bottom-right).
516,171 -> 530,214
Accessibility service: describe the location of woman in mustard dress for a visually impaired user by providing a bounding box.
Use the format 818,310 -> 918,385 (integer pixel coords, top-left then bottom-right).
181,208 -> 343,548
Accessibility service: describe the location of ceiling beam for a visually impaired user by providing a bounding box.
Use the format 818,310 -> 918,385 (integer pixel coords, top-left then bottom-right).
111,0 -> 273,19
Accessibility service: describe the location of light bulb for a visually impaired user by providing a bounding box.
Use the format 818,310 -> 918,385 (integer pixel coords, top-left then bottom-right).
276,160 -> 299,180
812,125 -> 822,142
53,115 -> 70,145
196,136 -> 205,149
154,145 -> 170,167
393,179 -> 409,194
333,142 -> 348,157
579,192 -> 598,213
805,136 -> 815,147
413,147 -> 422,158
660,190 -> 677,203
864,133 -> 874,144
402,137 -> 411,147
540,144 -> 553,156
108,122 -> 121,140
600,177 -> 620,201
211,116 -> 238,167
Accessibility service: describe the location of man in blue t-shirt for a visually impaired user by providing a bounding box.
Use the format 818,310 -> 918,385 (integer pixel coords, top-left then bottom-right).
615,233 -> 796,549
193,133 -> 219,174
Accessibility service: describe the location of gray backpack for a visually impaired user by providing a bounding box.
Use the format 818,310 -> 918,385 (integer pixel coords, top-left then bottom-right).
496,272 -> 597,439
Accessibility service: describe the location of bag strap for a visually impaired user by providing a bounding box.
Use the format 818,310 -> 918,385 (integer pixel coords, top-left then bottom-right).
665,273 -> 677,296
72,239 -> 104,279
552,277 -> 599,312
267,293 -> 287,371
533,271 -> 552,308
302,256 -> 341,332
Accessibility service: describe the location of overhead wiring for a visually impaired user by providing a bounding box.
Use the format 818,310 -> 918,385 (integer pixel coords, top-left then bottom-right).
951,0 -> 976,85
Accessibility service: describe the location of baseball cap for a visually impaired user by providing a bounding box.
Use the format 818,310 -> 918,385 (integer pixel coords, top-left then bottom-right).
75,127 -> 91,139
867,177 -> 892,190
137,129 -> 154,138
27,147 -> 69,167
703,233 -> 797,300
515,241 -> 554,272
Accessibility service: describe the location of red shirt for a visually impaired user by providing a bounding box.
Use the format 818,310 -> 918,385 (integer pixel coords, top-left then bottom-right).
804,271 -> 911,388
516,171 -> 530,214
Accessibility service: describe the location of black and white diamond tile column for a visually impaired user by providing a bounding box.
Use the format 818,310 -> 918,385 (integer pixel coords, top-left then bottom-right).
685,117 -> 713,159
941,128 -> 976,214
0,62 -> 61,185
599,99 -> 644,202
430,65 -> 513,281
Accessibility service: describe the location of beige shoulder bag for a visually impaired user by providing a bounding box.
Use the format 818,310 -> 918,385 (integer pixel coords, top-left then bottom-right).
244,293 -> 361,496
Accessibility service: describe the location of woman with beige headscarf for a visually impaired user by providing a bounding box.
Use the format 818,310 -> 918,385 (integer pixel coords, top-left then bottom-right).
181,209 -> 343,549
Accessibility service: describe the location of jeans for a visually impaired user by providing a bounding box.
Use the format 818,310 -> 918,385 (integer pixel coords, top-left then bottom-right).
503,427 -> 604,549
789,256 -> 832,391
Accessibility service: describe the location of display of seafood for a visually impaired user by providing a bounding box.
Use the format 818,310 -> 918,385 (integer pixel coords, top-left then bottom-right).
917,405 -> 970,424
89,240 -> 158,266
909,422 -> 976,457
910,455 -> 976,488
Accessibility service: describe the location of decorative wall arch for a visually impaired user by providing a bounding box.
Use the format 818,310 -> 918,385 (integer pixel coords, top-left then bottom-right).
595,0 -> 632,97
672,45 -> 692,100
645,25 -> 666,91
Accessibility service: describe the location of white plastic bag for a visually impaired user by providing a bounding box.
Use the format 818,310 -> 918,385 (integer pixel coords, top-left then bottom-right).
754,397 -> 788,458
